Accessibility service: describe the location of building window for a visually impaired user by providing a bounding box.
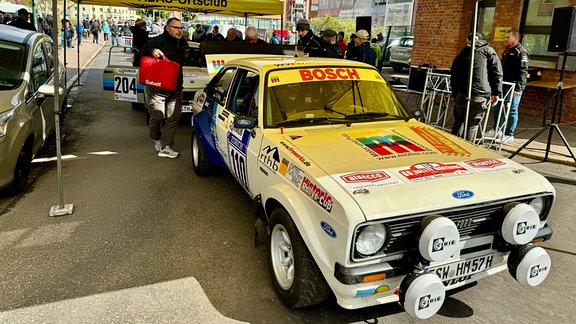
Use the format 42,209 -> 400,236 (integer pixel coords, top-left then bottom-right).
478,1 -> 495,41
520,0 -> 570,60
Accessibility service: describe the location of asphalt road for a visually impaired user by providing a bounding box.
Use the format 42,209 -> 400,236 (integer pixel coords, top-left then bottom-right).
0,52 -> 574,323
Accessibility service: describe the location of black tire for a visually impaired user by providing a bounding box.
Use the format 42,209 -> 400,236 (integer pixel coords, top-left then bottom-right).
392,65 -> 404,72
5,146 -> 31,195
267,208 -> 330,308
191,130 -> 214,176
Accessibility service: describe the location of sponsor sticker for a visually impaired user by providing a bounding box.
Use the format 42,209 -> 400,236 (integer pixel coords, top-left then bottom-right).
410,126 -> 472,156
343,133 -> 437,160
285,163 -> 304,188
464,158 -> 514,173
300,177 -> 333,213
333,170 -> 403,191
320,221 -> 336,238
398,162 -> 472,182
259,145 -> 280,173
279,141 -> 311,166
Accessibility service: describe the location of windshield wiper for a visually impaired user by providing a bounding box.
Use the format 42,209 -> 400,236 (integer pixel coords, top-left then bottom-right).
324,105 -> 346,116
275,117 -> 333,127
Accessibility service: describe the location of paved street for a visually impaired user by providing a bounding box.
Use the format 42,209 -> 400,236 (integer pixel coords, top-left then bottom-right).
0,44 -> 574,323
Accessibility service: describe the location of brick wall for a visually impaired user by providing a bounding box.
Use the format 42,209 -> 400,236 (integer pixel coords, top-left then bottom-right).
412,0 -> 576,123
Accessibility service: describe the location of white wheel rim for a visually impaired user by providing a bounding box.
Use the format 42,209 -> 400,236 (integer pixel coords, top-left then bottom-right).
192,135 -> 199,167
270,224 -> 294,290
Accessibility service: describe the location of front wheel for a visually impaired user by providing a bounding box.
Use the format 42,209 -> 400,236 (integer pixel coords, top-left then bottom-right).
191,130 -> 214,176
5,147 -> 31,195
268,208 -> 330,308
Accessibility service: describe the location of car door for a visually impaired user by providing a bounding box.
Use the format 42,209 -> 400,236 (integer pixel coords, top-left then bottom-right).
213,68 -> 263,197
27,39 -> 54,156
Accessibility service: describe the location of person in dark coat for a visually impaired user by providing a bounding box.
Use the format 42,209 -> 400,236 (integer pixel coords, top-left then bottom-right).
349,29 -> 376,66
206,25 -> 224,41
321,29 -> 342,58
296,18 -> 324,57
224,28 -> 242,42
245,26 -> 267,44
130,19 -> 149,67
9,8 -> 36,31
140,18 -> 189,158
450,32 -> 503,141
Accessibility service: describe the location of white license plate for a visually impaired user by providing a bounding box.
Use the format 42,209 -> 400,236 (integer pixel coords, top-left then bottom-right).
181,105 -> 193,113
427,254 -> 494,281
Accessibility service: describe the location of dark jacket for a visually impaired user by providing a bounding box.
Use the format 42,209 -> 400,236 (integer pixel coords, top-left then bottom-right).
324,41 -> 342,59
140,30 -> 189,90
350,42 -> 376,66
345,41 -> 357,60
130,25 -> 150,67
206,32 -> 224,41
9,19 -> 36,31
110,23 -> 119,36
298,30 -> 324,57
502,43 -> 529,92
450,40 -> 503,99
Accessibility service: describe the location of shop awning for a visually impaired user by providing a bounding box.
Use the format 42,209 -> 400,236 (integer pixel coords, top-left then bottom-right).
72,0 -> 284,17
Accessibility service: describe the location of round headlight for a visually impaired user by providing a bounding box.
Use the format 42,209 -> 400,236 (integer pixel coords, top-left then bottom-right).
529,197 -> 545,216
356,224 -> 387,256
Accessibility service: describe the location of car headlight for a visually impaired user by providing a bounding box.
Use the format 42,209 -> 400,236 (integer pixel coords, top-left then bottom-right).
0,109 -> 15,137
528,196 -> 546,216
356,223 -> 387,256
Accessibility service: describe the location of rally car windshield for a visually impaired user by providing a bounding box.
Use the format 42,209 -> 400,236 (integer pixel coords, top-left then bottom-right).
264,67 -> 411,128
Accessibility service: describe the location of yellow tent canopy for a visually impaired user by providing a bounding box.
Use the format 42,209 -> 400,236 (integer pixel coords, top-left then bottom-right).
72,0 -> 284,17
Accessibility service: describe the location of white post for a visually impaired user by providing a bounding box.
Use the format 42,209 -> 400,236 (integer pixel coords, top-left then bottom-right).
49,0 -> 73,217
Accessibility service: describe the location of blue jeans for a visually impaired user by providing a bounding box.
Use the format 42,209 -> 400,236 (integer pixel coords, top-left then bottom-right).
493,84 -> 522,136
111,34 -> 119,46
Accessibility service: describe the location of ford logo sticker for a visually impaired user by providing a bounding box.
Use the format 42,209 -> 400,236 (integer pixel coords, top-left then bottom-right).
321,221 -> 336,238
452,190 -> 474,199
237,119 -> 251,126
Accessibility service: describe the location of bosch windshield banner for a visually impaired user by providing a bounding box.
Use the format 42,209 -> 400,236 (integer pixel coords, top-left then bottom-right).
136,0 -> 228,8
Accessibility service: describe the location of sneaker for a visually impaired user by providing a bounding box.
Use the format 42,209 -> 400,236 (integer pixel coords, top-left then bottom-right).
158,146 -> 179,159
154,140 -> 161,152
483,129 -> 502,139
497,135 -> 514,144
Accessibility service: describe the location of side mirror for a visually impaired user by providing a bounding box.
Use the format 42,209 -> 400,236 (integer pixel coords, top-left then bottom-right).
411,109 -> 423,119
38,84 -> 64,97
234,116 -> 256,129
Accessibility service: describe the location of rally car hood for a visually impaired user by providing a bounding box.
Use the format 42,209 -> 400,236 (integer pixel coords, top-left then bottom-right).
274,120 -> 554,220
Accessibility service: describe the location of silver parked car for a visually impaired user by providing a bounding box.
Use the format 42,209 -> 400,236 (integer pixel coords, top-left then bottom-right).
389,36 -> 413,72
0,25 -> 65,194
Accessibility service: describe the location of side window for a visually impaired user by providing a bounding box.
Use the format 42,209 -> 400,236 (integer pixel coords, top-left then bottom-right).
207,68 -> 236,106
42,42 -> 54,74
27,45 -> 48,99
232,71 -> 259,117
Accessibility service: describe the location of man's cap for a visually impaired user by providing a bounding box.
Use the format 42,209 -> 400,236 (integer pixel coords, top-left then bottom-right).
196,24 -> 202,28
356,29 -> 369,39
377,32 -> 383,36
322,29 -> 336,37
135,19 -> 146,27
18,8 -> 29,15
468,32 -> 482,41
296,18 -> 310,31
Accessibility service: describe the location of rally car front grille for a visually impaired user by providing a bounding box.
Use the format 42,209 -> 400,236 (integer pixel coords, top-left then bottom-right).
377,195 -> 551,257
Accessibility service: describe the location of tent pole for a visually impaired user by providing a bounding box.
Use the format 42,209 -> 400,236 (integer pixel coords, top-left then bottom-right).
463,1 -> 480,142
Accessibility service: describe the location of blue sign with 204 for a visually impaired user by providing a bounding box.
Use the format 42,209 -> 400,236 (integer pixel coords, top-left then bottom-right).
452,190 -> 474,199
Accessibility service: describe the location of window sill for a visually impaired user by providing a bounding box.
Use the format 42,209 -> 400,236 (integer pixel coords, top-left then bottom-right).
529,59 -> 557,70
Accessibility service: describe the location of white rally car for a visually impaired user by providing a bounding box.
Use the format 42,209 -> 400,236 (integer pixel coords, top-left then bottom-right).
190,57 -> 555,319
